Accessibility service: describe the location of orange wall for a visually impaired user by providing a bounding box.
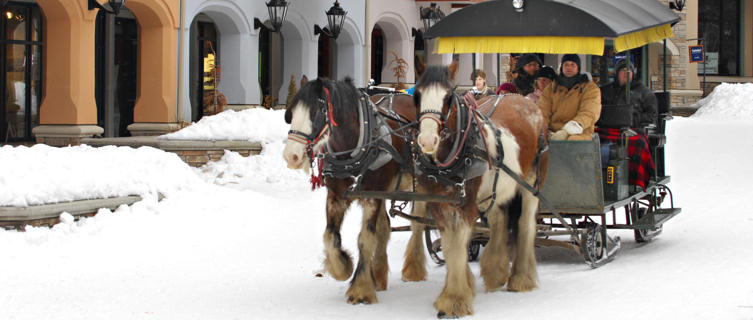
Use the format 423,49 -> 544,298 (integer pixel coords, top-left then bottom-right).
35,0 -> 181,126
128,0 -> 180,123
37,0 -> 99,125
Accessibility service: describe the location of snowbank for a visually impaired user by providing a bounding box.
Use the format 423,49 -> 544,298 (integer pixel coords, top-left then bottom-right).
691,82 -> 753,120
0,144 -> 203,206
160,108 -> 288,143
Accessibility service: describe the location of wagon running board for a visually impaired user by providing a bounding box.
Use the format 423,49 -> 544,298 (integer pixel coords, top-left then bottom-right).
343,191 -> 463,204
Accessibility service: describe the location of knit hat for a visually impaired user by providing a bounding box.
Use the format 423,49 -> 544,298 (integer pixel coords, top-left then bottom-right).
615,58 -> 636,73
560,54 -> 581,73
496,82 -> 518,95
515,54 -> 543,71
534,66 -> 556,81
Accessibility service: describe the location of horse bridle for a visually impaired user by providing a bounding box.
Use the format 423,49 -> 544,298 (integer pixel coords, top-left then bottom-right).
287,86 -> 337,157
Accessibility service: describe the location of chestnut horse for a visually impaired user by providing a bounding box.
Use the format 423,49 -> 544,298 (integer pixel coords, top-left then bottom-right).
282,77 -> 429,303
413,62 -> 548,317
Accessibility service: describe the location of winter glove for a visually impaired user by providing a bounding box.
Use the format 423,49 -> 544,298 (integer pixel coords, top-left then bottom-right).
550,129 -> 569,141
563,120 -> 583,135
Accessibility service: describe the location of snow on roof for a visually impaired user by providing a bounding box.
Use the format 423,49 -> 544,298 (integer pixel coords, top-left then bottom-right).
692,83 -> 753,120
160,108 -> 288,143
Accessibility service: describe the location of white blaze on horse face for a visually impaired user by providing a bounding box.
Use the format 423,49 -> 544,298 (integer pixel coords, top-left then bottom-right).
283,103 -> 313,170
417,85 -> 448,155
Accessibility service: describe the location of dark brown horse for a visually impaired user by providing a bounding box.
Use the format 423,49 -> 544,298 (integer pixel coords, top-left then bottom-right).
413,62 -> 549,317
282,77 -> 428,303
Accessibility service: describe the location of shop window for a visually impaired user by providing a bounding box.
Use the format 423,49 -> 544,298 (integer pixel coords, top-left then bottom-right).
699,0 -> 741,75
1,3 -> 42,142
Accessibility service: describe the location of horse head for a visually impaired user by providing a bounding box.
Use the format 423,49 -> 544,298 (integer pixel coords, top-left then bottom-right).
414,61 -> 459,156
283,77 -> 360,170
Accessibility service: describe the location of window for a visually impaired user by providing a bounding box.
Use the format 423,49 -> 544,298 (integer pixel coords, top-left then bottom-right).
1,3 -> 43,142
698,0 -> 741,75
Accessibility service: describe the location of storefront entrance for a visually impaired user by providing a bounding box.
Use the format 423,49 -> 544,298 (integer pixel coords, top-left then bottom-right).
1,2 -> 42,143
95,9 -> 138,137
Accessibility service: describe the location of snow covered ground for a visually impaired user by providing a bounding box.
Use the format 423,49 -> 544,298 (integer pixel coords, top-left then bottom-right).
2,101 -> 753,319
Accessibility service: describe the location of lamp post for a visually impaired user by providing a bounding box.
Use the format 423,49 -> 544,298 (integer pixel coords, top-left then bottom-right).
419,2 -> 444,32
254,0 -> 289,33
314,1 -> 347,39
88,0 -> 126,15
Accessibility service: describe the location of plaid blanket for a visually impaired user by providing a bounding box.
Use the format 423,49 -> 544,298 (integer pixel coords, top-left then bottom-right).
596,127 -> 655,191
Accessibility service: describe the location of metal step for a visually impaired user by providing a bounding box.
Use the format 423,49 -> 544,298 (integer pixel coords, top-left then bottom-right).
634,207 -> 681,229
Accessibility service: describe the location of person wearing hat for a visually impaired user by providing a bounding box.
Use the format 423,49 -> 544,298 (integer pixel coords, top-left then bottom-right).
537,54 -> 601,141
599,58 -> 657,128
512,53 -> 542,96
597,58 -> 657,191
496,82 -> 517,95
526,66 -> 556,103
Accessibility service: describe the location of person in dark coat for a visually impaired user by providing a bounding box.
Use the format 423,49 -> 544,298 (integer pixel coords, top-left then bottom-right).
597,58 -> 657,191
599,58 -> 658,128
512,53 -> 542,96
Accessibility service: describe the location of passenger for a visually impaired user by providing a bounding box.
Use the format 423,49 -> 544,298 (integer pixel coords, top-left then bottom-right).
597,58 -> 656,191
496,82 -> 517,95
537,54 -> 601,141
600,58 -> 658,129
467,69 -> 492,99
526,66 -> 556,103
513,53 -> 542,96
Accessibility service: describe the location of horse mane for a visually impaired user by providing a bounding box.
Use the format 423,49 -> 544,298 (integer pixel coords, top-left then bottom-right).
417,65 -> 453,89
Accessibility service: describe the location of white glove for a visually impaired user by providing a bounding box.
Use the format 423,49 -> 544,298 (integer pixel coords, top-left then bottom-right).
550,129 -> 569,141
563,120 -> 583,135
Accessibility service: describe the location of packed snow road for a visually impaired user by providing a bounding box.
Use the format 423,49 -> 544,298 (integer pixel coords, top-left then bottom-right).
2,104 -> 752,319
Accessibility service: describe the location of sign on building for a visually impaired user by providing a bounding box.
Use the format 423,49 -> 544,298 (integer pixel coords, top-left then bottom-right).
689,45 -> 705,63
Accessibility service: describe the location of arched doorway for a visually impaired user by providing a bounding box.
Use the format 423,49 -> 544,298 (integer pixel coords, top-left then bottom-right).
370,26 -> 384,84
1,2 -> 43,142
317,34 -> 334,79
95,8 -> 138,137
189,14 -> 219,122
258,22 -> 283,106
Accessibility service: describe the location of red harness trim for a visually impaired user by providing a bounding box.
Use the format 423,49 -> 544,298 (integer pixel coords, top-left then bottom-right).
323,87 -> 338,127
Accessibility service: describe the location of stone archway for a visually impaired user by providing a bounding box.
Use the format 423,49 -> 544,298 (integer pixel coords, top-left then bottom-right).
277,13 -> 314,105
125,0 -> 179,135
332,17 -> 364,84
372,13 -> 413,86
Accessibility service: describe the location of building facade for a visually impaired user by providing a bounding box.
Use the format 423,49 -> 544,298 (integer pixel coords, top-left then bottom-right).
0,0 -> 750,145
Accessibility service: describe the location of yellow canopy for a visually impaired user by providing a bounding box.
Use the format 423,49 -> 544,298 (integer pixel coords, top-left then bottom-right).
434,24 -> 674,56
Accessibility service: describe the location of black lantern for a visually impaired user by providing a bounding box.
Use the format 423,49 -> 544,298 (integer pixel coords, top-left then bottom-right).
88,0 -> 126,15
669,0 -> 685,11
419,3 -> 444,32
254,0 -> 289,33
314,1 -> 347,39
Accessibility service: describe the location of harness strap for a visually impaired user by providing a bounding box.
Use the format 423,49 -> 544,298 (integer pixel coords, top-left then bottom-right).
323,87 -> 338,127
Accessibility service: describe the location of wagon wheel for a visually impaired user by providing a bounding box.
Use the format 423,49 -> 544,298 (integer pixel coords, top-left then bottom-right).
425,227 -> 486,264
583,222 -> 606,265
633,200 -> 663,243
424,228 -> 445,265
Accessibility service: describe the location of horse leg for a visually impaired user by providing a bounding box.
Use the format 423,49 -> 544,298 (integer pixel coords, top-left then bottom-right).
433,205 -> 476,318
402,201 -> 428,282
346,199 -> 382,304
372,200 -> 391,291
507,189 -> 539,292
479,204 -> 510,292
323,189 -> 354,281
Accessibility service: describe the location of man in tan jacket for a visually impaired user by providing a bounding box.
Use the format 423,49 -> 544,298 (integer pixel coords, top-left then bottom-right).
537,54 -> 601,141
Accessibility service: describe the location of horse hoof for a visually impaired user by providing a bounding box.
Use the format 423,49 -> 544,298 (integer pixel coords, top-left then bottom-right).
437,311 -> 459,319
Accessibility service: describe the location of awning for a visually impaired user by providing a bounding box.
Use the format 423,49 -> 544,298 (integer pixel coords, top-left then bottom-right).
424,0 -> 680,55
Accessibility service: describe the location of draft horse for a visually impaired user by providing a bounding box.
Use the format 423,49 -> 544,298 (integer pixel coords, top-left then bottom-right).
282,77 -> 429,303
413,62 -> 548,317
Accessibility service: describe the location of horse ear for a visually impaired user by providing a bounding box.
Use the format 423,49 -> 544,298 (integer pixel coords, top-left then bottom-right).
312,78 -> 324,93
300,75 -> 309,88
449,60 -> 459,81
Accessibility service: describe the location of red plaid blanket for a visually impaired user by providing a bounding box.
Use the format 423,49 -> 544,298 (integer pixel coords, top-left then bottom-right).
596,127 -> 655,191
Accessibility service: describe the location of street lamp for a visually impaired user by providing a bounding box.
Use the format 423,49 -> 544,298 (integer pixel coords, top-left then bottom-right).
669,0 -> 685,11
419,2 -> 444,32
314,1 -> 347,39
254,0 -> 289,33
88,0 -> 126,15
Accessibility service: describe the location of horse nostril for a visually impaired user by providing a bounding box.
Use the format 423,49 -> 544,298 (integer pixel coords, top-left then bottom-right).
291,154 -> 299,164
